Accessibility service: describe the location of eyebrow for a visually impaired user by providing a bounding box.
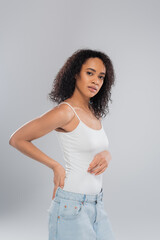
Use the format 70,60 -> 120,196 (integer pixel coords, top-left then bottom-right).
86,68 -> 106,75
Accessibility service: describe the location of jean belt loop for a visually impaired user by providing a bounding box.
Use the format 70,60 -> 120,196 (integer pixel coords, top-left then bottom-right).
82,194 -> 86,205
101,192 -> 103,201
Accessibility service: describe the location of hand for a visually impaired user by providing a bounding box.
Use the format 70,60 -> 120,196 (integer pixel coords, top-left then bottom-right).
87,150 -> 112,175
51,163 -> 66,200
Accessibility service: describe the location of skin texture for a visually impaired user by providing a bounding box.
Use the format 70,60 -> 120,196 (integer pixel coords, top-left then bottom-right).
73,57 -> 105,106
48,49 -> 116,119
9,57 -> 112,200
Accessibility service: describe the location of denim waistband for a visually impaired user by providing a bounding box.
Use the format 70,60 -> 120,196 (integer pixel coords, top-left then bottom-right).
54,187 -> 103,203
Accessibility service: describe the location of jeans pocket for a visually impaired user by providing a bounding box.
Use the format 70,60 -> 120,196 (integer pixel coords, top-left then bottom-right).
48,199 -> 60,240
59,198 -> 83,220
48,199 -> 58,213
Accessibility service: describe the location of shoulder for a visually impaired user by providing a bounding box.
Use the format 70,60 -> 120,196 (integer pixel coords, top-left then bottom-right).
56,102 -> 75,119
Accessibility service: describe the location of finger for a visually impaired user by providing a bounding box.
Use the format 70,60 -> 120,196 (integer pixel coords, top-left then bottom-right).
89,166 -> 100,173
88,161 -> 102,172
88,161 -> 103,172
52,191 -> 55,200
91,163 -> 106,174
95,166 -> 107,175
88,155 -> 99,170
52,185 -> 58,200
59,179 -> 65,189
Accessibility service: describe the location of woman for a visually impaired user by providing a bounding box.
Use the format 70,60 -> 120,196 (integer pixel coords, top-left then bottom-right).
9,49 -> 116,240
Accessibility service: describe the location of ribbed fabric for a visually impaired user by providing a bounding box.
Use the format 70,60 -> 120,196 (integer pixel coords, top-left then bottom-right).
55,102 -> 109,195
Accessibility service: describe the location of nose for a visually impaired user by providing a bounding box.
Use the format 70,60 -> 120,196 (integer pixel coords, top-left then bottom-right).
92,77 -> 99,85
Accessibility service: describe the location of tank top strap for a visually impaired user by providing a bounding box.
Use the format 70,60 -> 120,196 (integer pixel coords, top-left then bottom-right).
58,102 -> 81,121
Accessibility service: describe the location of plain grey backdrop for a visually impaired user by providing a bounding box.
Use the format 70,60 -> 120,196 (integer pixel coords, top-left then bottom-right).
1,0 -> 160,239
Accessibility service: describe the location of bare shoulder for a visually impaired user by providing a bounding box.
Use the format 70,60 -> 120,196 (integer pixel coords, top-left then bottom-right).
37,103 -> 76,132
55,102 -> 76,120
9,103 -> 75,144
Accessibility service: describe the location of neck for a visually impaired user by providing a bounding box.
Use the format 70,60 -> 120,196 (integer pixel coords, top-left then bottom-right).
68,91 -> 91,110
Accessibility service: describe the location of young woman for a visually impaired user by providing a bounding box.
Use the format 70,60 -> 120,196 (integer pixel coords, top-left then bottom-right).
9,49 -> 116,240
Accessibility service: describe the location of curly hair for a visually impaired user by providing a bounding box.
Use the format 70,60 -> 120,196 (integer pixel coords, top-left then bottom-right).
48,48 -> 116,119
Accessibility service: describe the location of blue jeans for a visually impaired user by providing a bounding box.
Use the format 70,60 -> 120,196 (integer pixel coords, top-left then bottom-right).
47,187 -> 116,240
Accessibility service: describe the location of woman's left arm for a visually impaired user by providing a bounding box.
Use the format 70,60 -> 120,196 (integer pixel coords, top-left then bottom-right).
87,150 -> 112,175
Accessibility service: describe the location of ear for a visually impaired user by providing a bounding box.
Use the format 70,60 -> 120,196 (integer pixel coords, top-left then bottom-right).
75,73 -> 79,80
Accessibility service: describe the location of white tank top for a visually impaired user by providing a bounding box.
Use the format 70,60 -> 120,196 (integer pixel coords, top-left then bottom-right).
55,102 -> 109,195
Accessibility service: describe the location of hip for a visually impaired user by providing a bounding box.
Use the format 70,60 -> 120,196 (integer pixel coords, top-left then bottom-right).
47,187 -> 116,240
63,171 -> 103,194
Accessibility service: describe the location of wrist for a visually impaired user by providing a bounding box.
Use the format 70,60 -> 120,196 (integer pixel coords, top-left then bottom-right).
50,160 -> 59,171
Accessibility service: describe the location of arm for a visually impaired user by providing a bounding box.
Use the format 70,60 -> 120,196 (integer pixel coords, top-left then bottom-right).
9,104 -> 75,171
87,150 -> 112,175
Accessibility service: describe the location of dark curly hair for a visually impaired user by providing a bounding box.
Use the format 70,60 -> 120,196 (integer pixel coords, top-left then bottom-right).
48,48 -> 116,119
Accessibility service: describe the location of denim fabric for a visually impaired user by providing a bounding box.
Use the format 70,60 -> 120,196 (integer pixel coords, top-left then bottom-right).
47,187 -> 116,240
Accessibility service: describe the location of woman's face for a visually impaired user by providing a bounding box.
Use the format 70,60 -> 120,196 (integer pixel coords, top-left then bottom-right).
75,57 -> 106,98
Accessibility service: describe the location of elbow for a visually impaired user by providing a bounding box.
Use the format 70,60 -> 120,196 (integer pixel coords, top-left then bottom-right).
9,136 -> 29,147
9,135 -> 18,147
9,137 -> 16,147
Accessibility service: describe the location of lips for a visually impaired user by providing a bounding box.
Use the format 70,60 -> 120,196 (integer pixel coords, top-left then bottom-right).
88,86 -> 97,91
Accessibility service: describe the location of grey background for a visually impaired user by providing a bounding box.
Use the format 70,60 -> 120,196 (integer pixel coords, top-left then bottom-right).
1,0 -> 160,239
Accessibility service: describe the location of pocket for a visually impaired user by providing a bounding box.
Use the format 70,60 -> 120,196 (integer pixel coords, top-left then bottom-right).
59,198 -> 83,220
48,199 -> 61,239
48,199 -> 60,215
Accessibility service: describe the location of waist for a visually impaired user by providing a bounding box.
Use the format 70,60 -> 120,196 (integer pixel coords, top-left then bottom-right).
63,171 -> 103,195
54,186 -> 103,203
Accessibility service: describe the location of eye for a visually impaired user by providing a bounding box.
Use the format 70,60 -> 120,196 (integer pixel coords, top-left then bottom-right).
99,76 -> 105,80
86,71 -> 93,75
87,71 -> 105,80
